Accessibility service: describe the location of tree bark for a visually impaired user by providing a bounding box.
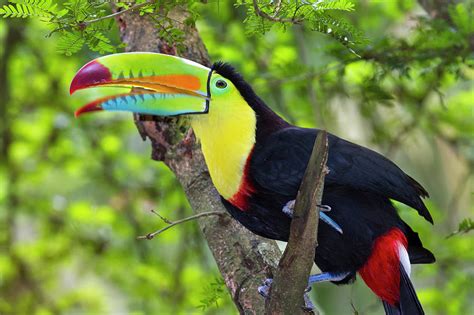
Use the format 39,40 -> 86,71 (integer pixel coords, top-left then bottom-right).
113,5 -> 281,314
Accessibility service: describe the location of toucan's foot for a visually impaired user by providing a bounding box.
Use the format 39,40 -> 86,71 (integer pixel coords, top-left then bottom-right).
282,200 -> 296,217
258,278 -> 273,298
303,287 -> 315,312
282,200 -> 343,234
258,278 -> 315,311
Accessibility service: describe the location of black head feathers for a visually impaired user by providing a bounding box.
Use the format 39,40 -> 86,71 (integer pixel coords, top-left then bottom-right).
211,62 -> 258,102
211,61 -> 289,139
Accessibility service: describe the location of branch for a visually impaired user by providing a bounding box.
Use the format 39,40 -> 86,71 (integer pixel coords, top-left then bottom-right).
252,0 -> 302,23
81,1 -> 153,27
265,131 -> 329,315
137,210 -> 225,240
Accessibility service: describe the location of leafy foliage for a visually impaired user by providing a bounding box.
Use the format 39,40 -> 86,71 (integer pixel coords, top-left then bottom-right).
0,0 -> 197,54
0,0 -> 61,18
56,30 -> 84,55
311,0 -> 355,11
238,0 -> 361,48
0,0 -> 473,314
197,277 -> 227,310
0,0 -> 361,54
448,218 -> 474,238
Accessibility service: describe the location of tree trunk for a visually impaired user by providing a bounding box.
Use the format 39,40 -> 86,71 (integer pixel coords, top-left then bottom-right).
113,5 -> 282,314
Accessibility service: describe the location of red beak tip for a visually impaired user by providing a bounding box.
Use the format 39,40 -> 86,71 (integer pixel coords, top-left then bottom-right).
74,101 -> 104,118
70,60 -> 112,95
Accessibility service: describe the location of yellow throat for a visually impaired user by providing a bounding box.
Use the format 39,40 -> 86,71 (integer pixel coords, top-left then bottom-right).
191,98 -> 256,199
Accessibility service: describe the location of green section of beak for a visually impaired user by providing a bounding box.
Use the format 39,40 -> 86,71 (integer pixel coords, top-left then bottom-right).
70,52 -> 211,117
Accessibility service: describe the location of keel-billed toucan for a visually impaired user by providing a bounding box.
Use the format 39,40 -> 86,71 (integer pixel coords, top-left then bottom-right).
71,52 -> 435,314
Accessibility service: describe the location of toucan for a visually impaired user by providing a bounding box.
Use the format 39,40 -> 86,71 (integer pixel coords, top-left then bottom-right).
71,52 -> 435,314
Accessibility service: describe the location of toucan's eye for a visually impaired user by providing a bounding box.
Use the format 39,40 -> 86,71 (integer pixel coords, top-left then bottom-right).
215,79 -> 227,89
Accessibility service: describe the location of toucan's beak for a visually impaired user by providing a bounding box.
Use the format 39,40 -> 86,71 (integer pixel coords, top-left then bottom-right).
70,52 -> 211,117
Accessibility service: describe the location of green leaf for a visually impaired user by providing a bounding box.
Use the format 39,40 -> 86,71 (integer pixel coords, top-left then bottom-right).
56,30 -> 85,56
87,31 -> 115,54
0,0 -> 58,19
197,277 -> 226,311
449,3 -> 474,34
310,0 -> 355,12
447,218 -> 474,238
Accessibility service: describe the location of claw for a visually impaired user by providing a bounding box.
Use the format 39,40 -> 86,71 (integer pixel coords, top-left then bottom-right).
317,204 -> 331,212
283,200 -> 343,234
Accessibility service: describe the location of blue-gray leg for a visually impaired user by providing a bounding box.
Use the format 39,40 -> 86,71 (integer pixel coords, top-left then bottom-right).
283,200 -> 343,234
308,271 -> 351,285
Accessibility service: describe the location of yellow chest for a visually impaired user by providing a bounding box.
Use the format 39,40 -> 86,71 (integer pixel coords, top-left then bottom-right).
191,103 -> 256,199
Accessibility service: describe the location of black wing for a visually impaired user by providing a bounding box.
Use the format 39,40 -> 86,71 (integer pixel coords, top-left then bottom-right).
250,127 -> 433,223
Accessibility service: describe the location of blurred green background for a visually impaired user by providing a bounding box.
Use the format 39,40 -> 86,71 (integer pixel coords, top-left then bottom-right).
0,0 -> 473,314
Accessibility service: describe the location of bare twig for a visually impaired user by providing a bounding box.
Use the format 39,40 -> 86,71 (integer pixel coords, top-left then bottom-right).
265,131 -> 329,315
150,209 -> 174,224
137,211 -> 225,240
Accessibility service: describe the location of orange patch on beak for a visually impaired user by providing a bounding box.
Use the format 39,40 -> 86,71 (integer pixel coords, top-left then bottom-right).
146,74 -> 202,91
83,74 -> 204,97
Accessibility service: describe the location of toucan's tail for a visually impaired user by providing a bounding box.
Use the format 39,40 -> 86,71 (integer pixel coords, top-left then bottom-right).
382,263 -> 424,315
358,228 -> 428,315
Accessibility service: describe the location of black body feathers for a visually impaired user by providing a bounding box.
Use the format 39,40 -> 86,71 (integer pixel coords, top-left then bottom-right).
250,127 -> 433,224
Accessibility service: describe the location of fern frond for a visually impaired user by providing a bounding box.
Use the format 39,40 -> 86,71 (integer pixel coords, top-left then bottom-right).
0,4 -> 28,18
197,277 -> 226,311
309,13 -> 363,45
87,31 -> 115,54
309,0 -> 355,12
56,31 -> 85,56
0,0 -> 58,19
243,4 -> 273,35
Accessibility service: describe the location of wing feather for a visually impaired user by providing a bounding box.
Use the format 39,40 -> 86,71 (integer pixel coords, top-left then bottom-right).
250,127 -> 433,223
